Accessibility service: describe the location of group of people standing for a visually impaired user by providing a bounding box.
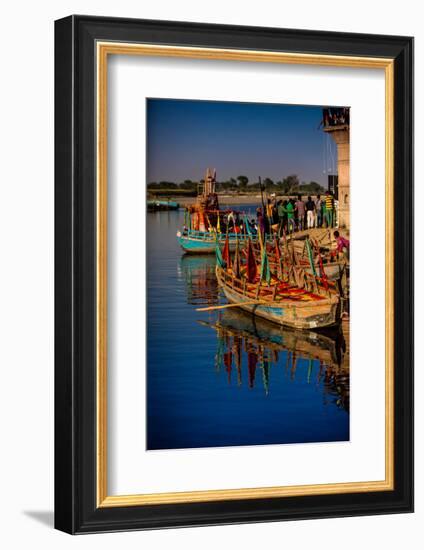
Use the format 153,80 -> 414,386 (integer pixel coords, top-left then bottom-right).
321,107 -> 350,128
257,192 -> 337,236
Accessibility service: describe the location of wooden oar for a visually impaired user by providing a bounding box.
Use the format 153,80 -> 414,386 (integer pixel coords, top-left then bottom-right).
196,293 -> 311,311
196,300 -> 270,312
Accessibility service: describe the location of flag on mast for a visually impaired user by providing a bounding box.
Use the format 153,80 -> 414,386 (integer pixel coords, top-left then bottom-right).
274,238 -> 283,279
260,246 -> 271,285
222,233 -> 231,267
215,238 -> 225,269
233,235 -> 241,278
246,238 -> 258,283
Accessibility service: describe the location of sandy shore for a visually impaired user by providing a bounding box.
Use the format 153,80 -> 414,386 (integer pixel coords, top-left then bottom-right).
170,194 -> 268,207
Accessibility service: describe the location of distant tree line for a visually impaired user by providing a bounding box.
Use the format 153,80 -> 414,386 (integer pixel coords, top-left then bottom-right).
148,175 -> 325,194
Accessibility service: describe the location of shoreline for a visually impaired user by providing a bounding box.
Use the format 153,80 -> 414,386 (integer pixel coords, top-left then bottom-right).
162,194 -> 272,207
151,193 -> 331,207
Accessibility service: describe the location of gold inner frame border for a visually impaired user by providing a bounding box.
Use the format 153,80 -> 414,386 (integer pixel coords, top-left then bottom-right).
96,42 -> 394,508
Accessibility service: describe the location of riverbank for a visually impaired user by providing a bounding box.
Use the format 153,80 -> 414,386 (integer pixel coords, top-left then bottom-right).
162,194 -> 267,207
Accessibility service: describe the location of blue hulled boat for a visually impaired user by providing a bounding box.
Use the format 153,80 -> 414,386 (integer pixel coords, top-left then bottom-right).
177,229 -> 253,254
147,199 -> 180,211
177,167 -> 259,254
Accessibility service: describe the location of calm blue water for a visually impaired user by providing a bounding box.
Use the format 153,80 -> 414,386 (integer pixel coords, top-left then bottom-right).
147,207 -> 349,450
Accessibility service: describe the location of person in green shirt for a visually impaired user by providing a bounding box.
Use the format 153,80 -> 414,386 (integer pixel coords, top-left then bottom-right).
283,199 -> 295,234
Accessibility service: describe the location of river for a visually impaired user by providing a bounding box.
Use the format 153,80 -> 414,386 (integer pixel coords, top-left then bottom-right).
147,206 -> 349,450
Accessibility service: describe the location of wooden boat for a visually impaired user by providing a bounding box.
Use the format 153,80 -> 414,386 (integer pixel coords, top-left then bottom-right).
283,233 -> 349,307
285,229 -> 349,279
147,199 -> 179,211
177,228 -> 254,254
283,243 -> 347,282
216,265 -> 340,329
176,168 -> 259,254
252,233 -> 348,282
215,235 -> 341,329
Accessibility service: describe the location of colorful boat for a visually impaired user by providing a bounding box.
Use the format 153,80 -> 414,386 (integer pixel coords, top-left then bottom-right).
215,237 -> 341,330
176,168 -> 258,254
147,199 -> 179,211
177,229 -> 253,254
256,235 -> 348,283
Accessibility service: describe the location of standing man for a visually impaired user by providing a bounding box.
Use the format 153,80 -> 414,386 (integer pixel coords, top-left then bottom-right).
315,194 -> 322,228
295,195 -> 305,232
324,191 -> 334,228
270,201 -> 279,234
277,200 -> 286,235
334,197 -> 339,228
284,199 -> 295,234
305,196 -> 316,229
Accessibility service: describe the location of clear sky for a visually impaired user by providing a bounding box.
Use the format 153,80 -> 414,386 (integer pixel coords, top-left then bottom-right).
147,98 -> 338,186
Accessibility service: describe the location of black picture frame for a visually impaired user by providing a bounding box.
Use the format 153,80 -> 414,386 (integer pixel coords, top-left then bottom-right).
55,15 -> 414,534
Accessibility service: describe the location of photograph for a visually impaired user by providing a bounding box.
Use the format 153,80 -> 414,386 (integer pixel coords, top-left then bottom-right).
146,98 -> 350,450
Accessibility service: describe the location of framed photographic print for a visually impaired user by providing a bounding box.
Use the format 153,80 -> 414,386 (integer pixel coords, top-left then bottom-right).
54,15 -> 413,533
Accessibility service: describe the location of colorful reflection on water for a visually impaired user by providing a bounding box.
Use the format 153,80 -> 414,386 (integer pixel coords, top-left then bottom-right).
147,208 -> 349,450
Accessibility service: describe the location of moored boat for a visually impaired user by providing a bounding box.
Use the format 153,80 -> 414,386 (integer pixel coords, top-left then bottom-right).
214,235 -> 341,330
176,168 -> 259,254
216,266 -> 340,329
147,199 -> 180,211
177,228 -> 253,254
253,233 -> 348,282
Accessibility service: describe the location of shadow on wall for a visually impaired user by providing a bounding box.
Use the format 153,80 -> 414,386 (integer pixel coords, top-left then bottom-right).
23,511 -> 54,529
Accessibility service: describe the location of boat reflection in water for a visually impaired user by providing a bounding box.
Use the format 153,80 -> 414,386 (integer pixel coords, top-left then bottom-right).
180,253 -> 349,412
201,308 -> 349,412
178,254 -> 219,306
